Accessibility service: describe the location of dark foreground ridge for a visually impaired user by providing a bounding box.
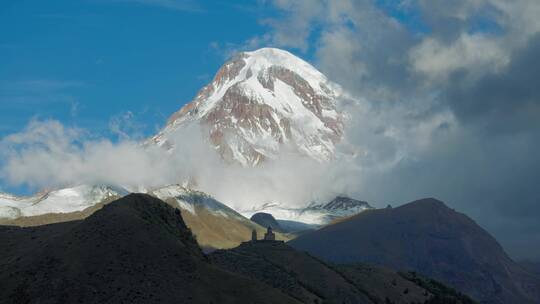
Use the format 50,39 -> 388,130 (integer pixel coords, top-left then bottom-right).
0,194 -> 491,304
289,198 -> 540,304
0,193 -> 298,304
210,241 -> 477,304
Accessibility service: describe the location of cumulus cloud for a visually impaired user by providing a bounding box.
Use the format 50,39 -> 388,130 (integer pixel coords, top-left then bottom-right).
261,0 -> 324,51
252,0 -> 540,260
410,33 -> 509,82
0,118 -> 351,211
0,119 -> 193,191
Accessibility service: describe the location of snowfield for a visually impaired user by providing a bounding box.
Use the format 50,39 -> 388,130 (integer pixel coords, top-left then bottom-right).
240,197 -> 373,226
0,185 -> 126,219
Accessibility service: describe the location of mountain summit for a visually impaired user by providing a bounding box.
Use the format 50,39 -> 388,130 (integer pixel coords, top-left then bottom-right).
289,198 -> 540,304
152,48 -> 344,166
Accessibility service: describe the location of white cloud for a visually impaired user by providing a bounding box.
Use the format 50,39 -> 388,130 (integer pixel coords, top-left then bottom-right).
262,0 -> 324,51
409,0 -> 540,83
249,0 -> 540,260
0,119 -> 217,191
317,29 -> 368,83
410,33 -> 509,82
0,119 -> 357,210
489,0 -> 540,37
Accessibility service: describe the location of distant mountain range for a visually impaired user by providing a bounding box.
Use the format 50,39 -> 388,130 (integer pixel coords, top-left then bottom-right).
149,184 -> 290,249
241,196 -> 373,226
289,198 -> 540,304
1,184 -> 369,249
3,188 -> 538,303
0,185 -> 125,226
0,194 -> 298,304
0,194 -> 478,304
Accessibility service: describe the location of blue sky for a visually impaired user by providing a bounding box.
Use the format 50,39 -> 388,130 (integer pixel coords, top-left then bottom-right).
0,0 -> 431,140
0,0 -> 290,140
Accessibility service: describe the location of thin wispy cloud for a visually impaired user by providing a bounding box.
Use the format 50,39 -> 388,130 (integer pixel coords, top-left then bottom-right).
0,119 -> 341,210
115,0 -> 204,12
0,79 -> 84,108
0,79 -> 84,92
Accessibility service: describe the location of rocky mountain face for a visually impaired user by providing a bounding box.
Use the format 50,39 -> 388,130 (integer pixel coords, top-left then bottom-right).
289,198 -> 540,304
316,196 -> 372,212
151,48 -> 344,166
0,194 -> 299,304
305,196 -> 373,223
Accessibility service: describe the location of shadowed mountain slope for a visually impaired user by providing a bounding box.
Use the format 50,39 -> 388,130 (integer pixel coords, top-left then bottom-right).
210,241 -> 477,304
150,185 -> 290,249
250,212 -> 283,232
0,194 -> 299,304
289,198 -> 540,304
0,185 -> 124,226
1,185 -> 290,251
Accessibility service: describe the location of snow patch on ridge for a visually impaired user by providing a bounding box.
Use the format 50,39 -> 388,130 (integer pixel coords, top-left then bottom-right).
241,197 -> 373,225
150,184 -> 247,220
152,185 -> 197,215
0,185 -> 125,219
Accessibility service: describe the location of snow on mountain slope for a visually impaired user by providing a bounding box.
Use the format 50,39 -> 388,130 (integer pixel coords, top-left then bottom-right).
150,184 -> 247,220
149,184 -> 290,249
241,203 -> 329,225
0,185 -> 126,220
151,48 -> 344,166
240,196 -> 373,226
306,196 -> 373,219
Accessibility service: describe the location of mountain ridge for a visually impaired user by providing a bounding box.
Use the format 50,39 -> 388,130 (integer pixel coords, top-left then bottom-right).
0,185 -> 125,222
0,194 -> 480,303
0,193 -> 300,304
289,197 -> 540,304
241,196 -> 373,226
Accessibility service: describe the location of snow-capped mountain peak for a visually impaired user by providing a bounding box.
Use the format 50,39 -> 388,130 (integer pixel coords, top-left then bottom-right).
152,47 -> 344,166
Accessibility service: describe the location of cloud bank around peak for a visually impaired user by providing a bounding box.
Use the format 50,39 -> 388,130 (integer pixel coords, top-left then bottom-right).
249,0 -> 540,260
0,118 -> 355,211
0,119 -> 191,191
